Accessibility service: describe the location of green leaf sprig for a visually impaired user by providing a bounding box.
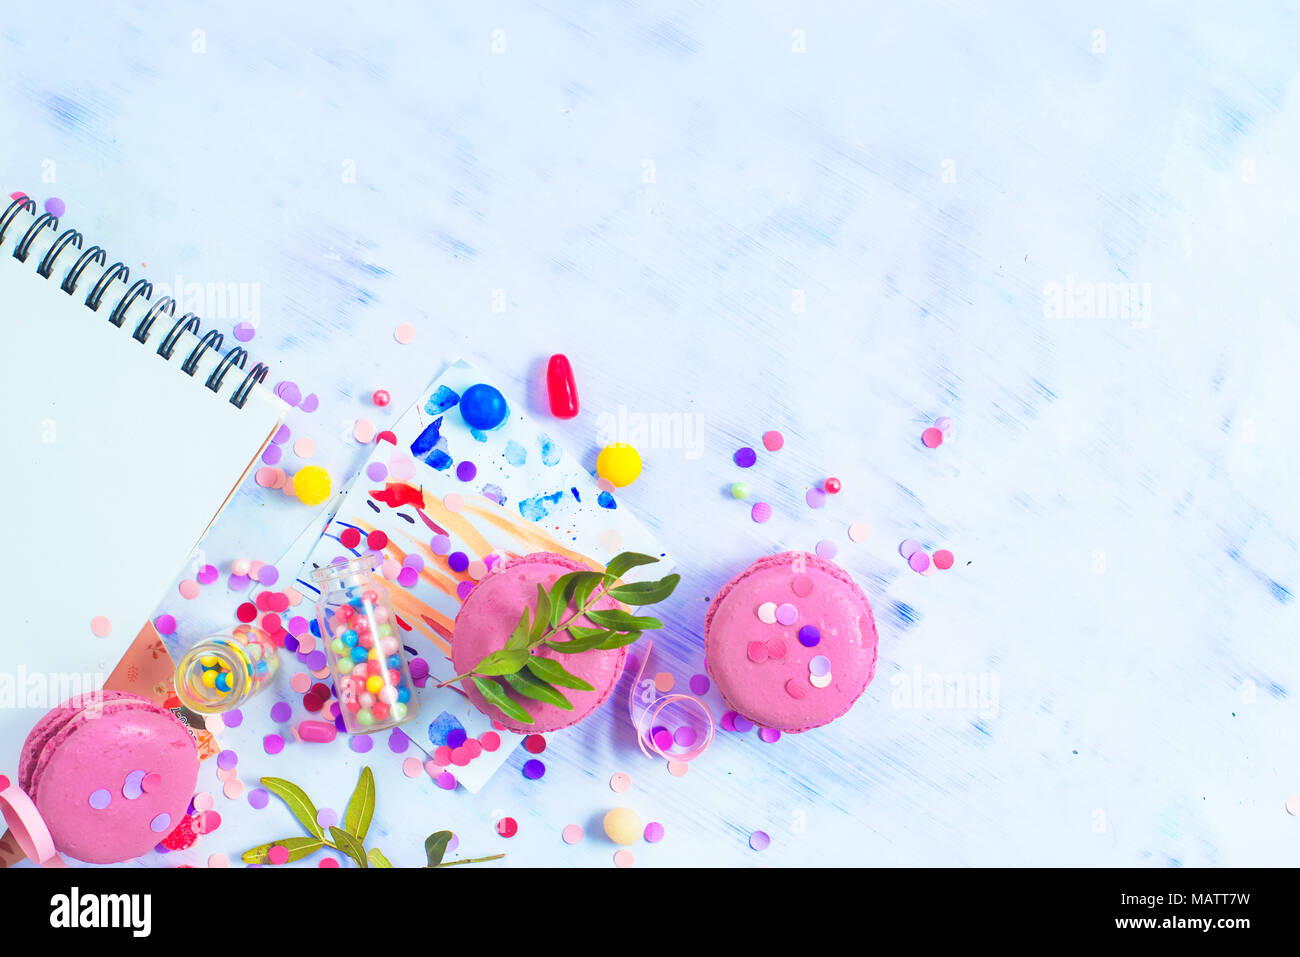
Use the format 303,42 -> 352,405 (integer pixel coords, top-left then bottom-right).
238,766 -> 502,868
437,553 -> 680,724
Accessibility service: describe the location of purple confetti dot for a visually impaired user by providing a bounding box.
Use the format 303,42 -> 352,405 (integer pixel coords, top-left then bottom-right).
365,462 -> 389,482
644,822 -> 665,843
227,573 -> 250,591
815,539 -> 838,559
261,444 -> 282,466
456,581 -> 475,601
732,714 -> 755,733
899,538 -> 923,559
689,673 -> 710,695
734,446 -> 757,468
306,651 -> 327,670
88,788 -> 111,810
446,728 -> 467,749
430,535 -> 451,555
44,197 -> 66,218
248,788 -> 270,809
287,616 -> 308,636
445,834 -> 460,853
122,770 -> 146,800
456,461 -> 478,482
673,727 -> 697,748
316,807 -> 338,829
257,565 -> 279,585
282,634 -> 300,653
334,714 -> 347,732
263,734 -> 285,755
775,603 -> 799,626
233,322 -> 256,342
759,727 -> 781,744
149,813 -> 172,833
523,759 -> 546,780
798,625 -> 821,647
216,750 -> 238,770
403,553 -> 425,572
349,735 -> 373,754
388,729 -> 410,753
196,564 -> 220,585
276,381 -> 302,407
155,614 -> 177,636
436,772 -> 457,790
397,567 -> 419,588
329,701 -> 340,718
749,830 -> 771,851
805,488 -> 827,509
270,702 -> 291,723
299,393 -> 319,413
448,551 -> 470,573
272,424 -> 291,445
224,708 -> 244,728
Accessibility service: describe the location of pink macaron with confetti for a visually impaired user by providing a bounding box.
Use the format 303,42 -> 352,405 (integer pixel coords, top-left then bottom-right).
15,691 -> 198,863
705,552 -> 878,733
452,553 -> 628,733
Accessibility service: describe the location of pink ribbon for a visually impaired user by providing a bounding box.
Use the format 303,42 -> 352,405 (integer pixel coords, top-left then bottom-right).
0,785 -> 67,867
628,639 -> 714,763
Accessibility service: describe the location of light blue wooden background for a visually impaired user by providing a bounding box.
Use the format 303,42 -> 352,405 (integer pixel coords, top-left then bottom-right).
3,1 -> 1298,867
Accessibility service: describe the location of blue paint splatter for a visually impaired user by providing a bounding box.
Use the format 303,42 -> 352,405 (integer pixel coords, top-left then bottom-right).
570,487 -> 581,502
596,491 -> 617,509
426,449 -> 453,471
504,440 -> 527,466
469,428 -> 488,442
427,711 -> 467,747
891,601 -> 921,629
482,483 -> 505,506
1269,581 -> 1292,603
539,433 -> 562,466
410,416 -> 443,457
519,490 -> 565,521
424,386 -> 460,415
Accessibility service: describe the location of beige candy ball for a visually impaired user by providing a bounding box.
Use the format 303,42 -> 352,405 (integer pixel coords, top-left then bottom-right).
603,807 -> 642,845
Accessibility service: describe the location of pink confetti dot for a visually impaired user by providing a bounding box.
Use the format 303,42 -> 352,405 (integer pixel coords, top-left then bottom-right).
933,549 -> 955,570
456,581 -> 475,601
673,727 -> 697,748
255,467 -> 281,488
155,614 -> 176,636
747,641 -> 769,663
762,430 -> 784,451
263,734 -> 285,755
721,711 -> 737,732
354,418 -> 376,443
562,824 -> 584,844
223,779 -> 244,800
293,437 -> 315,458
922,427 -> 944,448
444,493 -> 465,513
791,575 -> 814,597
207,853 -> 229,868
848,522 -> 870,542
90,616 -> 112,637
785,677 -> 808,699
759,727 -> 782,744
751,501 -> 772,524
394,322 -> 416,344
267,844 -> 290,865
193,792 -> 214,812
765,637 -> 787,659
318,857 -> 339,868
402,757 -> 422,778
436,772 -> 457,790
909,550 -> 931,573
609,772 -> 631,792
667,761 -> 689,777
644,822 -> 665,843
614,849 -> 635,868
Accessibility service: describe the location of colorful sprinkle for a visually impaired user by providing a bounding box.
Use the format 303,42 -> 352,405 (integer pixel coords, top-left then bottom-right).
798,625 -> 821,647
750,501 -> 772,523
248,788 -> 270,810
791,575 -> 814,597
263,734 -> 285,755
824,477 -> 842,493
730,482 -> 749,499
922,427 -> 944,448
496,816 -> 519,838
761,430 -> 784,451
734,447 -> 757,468
523,759 -> 546,780
909,550 -> 931,573
933,549 -> 955,570
155,614 -> 177,636
749,830 -> 771,851
562,824 -> 584,844
758,728 -> 781,744
747,641 -> 769,663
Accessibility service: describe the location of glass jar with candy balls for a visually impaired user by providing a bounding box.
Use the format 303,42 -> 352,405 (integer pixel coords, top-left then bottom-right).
175,628 -> 279,713
312,555 -> 419,734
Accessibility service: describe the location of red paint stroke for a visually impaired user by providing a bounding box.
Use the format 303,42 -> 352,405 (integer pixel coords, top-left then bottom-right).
395,614 -> 413,632
421,613 -> 452,641
372,481 -> 423,509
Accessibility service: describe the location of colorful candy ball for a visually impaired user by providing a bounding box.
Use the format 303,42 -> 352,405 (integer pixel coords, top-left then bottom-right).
293,466 -> 332,506
597,444 -> 642,488
372,389 -> 391,407
459,383 -> 509,431
824,477 -> 842,494
603,807 -> 643,845
731,482 -> 749,499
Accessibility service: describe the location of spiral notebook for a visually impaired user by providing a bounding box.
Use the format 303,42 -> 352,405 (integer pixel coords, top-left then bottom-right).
0,195 -> 282,777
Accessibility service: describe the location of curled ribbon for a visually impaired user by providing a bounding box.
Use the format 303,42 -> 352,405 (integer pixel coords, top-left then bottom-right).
628,638 -> 714,763
0,785 -> 67,867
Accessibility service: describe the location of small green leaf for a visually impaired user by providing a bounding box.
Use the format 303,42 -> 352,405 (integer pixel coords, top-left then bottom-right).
607,573 -> 681,606
260,776 -> 324,840
367,847 -> 393,868
343,766 -> 376,842
571,572 -> 605,611
548,572 -> 580,623
425,830 -> 453,868
472,676 -> 535,724
505,607 -> 532,651
604,552 -> 660,581
596,630 -> 643,650
586,608 -> 663,631
471,648 -> 531,676
525,655 -> 595,691
330,826 -> 368,868
547,628 -> 617,653
240,836 -> 323,865
504,670 -> 574,709
529,584 -> 551,640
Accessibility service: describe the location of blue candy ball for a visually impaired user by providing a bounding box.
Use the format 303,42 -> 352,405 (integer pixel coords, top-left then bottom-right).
459,383 -> 509,431
342,630 -> 358,647
387,655 -> 401,669
397,687 -> 411,703
350,646 -> 368,663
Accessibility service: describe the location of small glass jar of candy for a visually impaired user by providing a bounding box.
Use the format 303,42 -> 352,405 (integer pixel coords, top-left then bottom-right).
312,555 -> 419,734
175,628 -> 279,713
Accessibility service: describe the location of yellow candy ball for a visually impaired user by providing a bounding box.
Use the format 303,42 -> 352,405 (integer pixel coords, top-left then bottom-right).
200,669 -> 218,689
602,807 -> 642,846
366,675 -> 383,694
293,465 -> 332,506
596,444 -> 642,488
198,655 -> 219,668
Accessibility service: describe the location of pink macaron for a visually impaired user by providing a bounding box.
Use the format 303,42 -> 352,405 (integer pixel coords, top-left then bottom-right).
17,692 -> 198,863
705,552 -> 879,732
452,553 -> 628,733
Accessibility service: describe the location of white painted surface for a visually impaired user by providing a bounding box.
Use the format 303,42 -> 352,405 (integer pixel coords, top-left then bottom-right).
2,1 -> 1297,866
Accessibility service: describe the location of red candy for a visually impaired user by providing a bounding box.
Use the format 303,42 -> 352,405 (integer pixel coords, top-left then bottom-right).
545,353 -> 579,419
339,527 -> 361,549
372,390 -> 391,407
160,813 -> 200,851
366,531 -> 387,551
824,477 -> 842,494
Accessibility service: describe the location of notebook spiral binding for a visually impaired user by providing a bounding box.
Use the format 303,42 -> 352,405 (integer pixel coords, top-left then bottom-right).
0,195 -> 269,409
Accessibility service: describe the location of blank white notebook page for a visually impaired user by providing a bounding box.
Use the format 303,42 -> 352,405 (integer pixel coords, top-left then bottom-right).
0,214 -> 281,772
